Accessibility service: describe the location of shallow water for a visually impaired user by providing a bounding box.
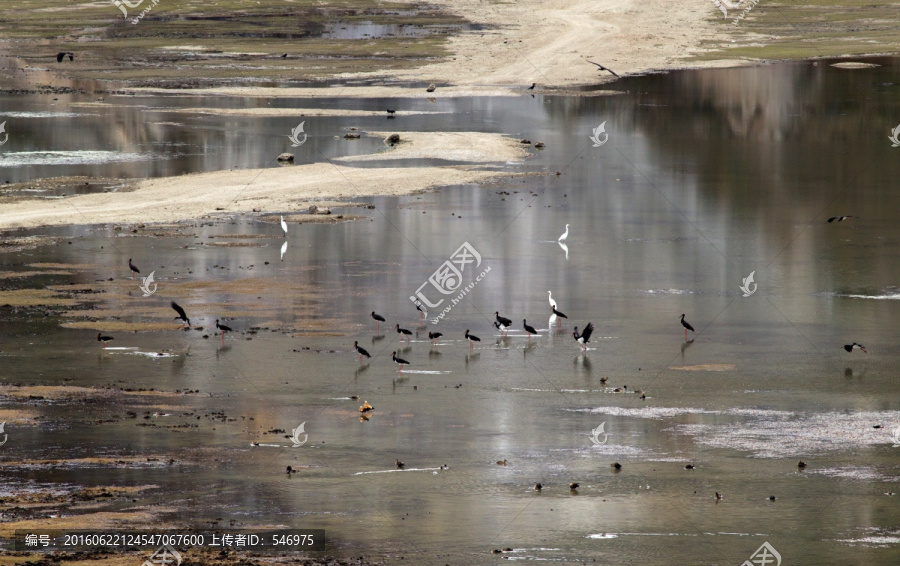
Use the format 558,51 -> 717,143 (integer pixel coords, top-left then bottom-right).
1,58 -> 900,564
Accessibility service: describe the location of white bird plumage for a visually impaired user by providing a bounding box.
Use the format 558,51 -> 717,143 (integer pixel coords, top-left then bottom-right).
548,291 -> 557,310
558,224 -> 569,243
280,240 -> 288,261
280,215 -> 288,234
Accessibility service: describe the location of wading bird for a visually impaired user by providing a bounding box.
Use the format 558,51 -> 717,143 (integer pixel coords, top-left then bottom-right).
97,332 -> 113,347
396,459 -> 405,469
843,342 -> 867,353
548,291 -> 557,310
371,311 -> 385,329
56,52 -> 74,63
493,321 -> 510,336
171,301 -> 191,328
386,109 -> 396,117
215,319 -> 232,344
495,312 -> 513,332
428,331 -> 443,346
828,216 -> 854,223
527,83 -> 536,90
680,314 -> 694,340
573,322 -> 594,351
464,329 -> 480,350
128,258 -> 140,279
558,224 -> 569,243
280,215 -> 288,235
391,351 -> 410,373
586,60 -> 619,77
523,319 -> 538,343
396,324 -> 412,342
552,305 -> 568,327
354,341 -> 371,361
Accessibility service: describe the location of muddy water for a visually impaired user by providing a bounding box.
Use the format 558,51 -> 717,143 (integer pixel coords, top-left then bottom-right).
1,58 -> 900,564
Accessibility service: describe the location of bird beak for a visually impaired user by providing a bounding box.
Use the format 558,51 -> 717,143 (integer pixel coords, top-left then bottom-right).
862,347 -> 868,353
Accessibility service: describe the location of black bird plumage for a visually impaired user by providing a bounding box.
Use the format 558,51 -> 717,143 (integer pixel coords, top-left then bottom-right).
428,331 -> 443,343
523,319 -> 538,336
573,322 -> 594,347
354,341 -> 371,358
680,314 -> 695,333
465,329 -> 480,343
586,60 -> 618,77
215,319 -> 232,333
170,301 -> 190,327
495,312 -> 513,327
828,216 -> 854,223
128,258 -> 140,276
97,332 -> 113,343
552,306 -> 567,319
396,323 -> 412,340
843,342 -> 867,353
391,351 -> 410,368
371,311 -> 386,323
56,52 -> 74,63
527,83 -> 536,90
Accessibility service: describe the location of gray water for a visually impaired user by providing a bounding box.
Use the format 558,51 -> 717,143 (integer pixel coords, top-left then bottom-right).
1,58 -> 899,564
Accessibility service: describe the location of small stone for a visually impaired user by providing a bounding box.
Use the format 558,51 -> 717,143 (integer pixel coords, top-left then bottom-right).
276,153 -> 294,162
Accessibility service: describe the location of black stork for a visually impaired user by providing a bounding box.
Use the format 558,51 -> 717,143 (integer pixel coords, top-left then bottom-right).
493,321 -> 510,336
215,319 -> 232,344
523,319 -> 538,343
128,258 -> 140,280
843,342 -> 867,353
391,351 -> 410,373
495,312 -> 513,334
428,331 -> 443,346
396,323 -> 412,342
386,109 -> 396,117
56,52 -> 74,63
171,301 -> 191,328
828,216 -> 854,223
527,83 -> 536,90
464,329 -> 480,351
97,332 -> 114,347
586,60 -> 619,77
551,305 -> 568,328
573,322 -> 594,351
354,341 -> 371,361
396,459 -> 405,469
371,311 -> 386,330
680,314 -> 695,340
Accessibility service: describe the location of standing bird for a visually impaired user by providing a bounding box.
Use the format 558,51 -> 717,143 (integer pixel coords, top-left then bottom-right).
548,291 -> 557,310
827,216 -> 854,223
396,324 -> 412,342
280,215 -> 288,235
527,83 -> 536,90
495,312 -> 513,333
493,321 -> 510,336
371,311 -> 386,330
523,319 -> 538,343
354,341 -> 371,361
391,351 -> 410,373
396,459 -> 405,469
215,319 -> 232,344
56,52 -> 74,63
551,306 -> 568,328
573,322 -> 594,351
558,224 -> 569,243
127,258 -> 140,280
97,332 -> 114,347
843,342 -> 867,353
680,314 -> 694,340
171,301 -> 191,328
586,60 -> 619,77
428,331 -> 443,346
386,109 -> 396,117
464,329 -> 481,350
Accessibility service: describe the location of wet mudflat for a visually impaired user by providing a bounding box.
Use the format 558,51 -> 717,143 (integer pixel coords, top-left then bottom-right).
0,59 -> 899,565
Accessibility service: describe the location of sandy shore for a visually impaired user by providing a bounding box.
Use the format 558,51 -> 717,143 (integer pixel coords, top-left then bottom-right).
0,132 -> 527,229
